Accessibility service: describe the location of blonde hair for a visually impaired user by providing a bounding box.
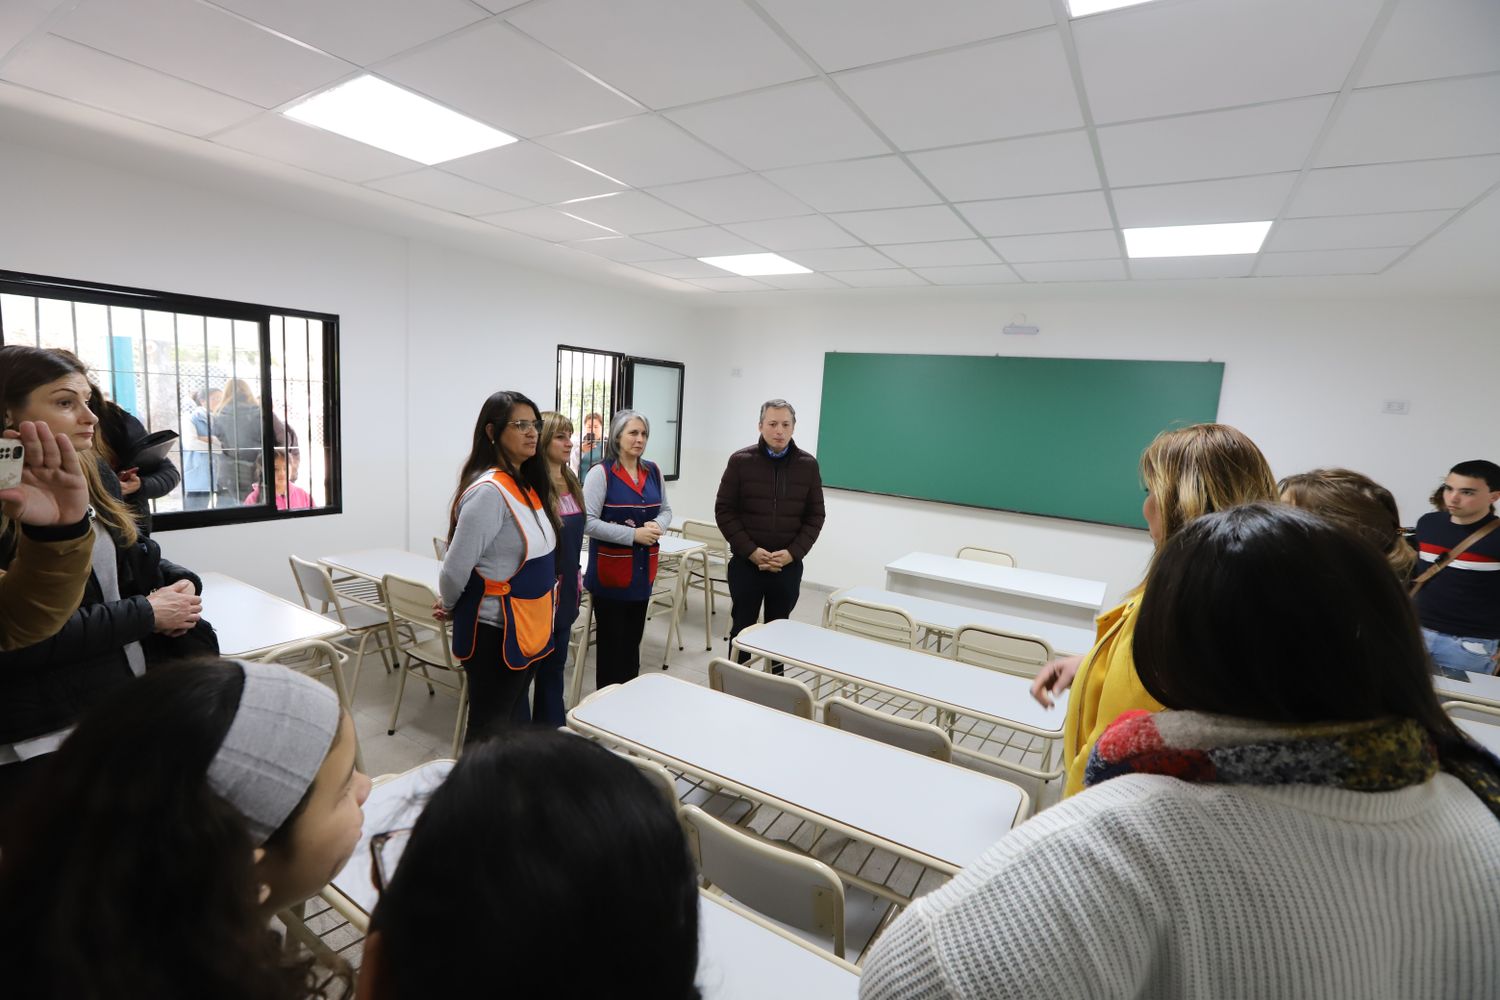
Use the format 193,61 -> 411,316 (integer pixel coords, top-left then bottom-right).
1280,468 -> 1416,577
1140,423 -> 1277,576
540,411 -> 584,510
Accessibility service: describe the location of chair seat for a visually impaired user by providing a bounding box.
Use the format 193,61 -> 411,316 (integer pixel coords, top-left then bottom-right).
331,604 -> 390,630
406,632 -> 459,669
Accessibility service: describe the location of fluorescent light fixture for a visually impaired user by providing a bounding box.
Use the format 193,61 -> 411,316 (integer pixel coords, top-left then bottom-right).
1067,0 -> 1159,16
697,253 -> 812,277
284,75 -> 516,165
1123,221 -> 1273,258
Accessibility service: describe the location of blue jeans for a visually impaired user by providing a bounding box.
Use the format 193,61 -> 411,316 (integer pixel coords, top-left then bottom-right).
1422,627 -> 1500,676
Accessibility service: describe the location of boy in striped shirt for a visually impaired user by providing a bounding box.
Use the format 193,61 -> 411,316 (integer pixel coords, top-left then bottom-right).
1412,459 -> 1500,675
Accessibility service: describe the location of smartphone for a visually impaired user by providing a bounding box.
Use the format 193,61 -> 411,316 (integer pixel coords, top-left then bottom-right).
0,440 -> 23,491
118,467 -> 140,478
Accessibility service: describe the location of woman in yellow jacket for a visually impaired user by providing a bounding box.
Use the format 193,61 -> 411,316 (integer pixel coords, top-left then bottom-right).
1032,423 -> 1278,797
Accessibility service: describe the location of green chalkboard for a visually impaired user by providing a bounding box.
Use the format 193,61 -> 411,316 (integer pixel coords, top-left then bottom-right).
816,353 -> 1224,529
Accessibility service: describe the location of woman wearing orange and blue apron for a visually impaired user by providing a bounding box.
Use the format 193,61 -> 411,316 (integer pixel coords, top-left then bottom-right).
583,409 -> 673,690
439,391 -> 560,745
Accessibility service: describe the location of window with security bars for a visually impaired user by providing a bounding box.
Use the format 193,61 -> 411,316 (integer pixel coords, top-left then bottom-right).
556,345 -> 683,482
0,270 -> 341,529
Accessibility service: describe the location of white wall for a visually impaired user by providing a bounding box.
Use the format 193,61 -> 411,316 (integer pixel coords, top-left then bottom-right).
694,294 -> 1500,604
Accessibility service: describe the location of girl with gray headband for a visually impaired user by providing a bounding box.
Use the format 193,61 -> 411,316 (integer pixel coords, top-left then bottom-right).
0,658 -> 369,1000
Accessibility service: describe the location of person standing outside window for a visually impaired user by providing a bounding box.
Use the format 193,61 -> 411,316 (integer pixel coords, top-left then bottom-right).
715,399 -> 825,665
1410,460 -> 1500,675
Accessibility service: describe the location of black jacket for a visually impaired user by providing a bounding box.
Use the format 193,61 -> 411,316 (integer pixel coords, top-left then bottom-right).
715,438 -> 826,561
98,410 -> 181,535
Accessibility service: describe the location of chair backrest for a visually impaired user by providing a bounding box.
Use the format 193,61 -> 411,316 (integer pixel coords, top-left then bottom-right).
1444,700 -> 1500,725
432,535 -> 449,560
822,696 -> 952,761
383,574 -> 444,632
623,754 -> 681,811
956,545 -> 1016,568
680,518 -> 729,555
953,625 -> 1054,679
826,598 -> 918,649
708,658 -> 813,719
679,804 -> 846,958
289,554 -> 341,612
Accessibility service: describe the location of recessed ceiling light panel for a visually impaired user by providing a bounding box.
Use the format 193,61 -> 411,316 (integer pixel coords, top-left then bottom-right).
697,253 -> 812,276
284,75 -> 516,165
1123,221 -> 1273,258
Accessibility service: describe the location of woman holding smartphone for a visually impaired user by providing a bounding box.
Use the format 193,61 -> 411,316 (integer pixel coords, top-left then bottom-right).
439,391 -> 559,744
583,410 -> 672,690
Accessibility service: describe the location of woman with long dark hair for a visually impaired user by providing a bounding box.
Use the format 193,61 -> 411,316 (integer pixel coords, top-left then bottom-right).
355,729 -> 699,999
862,504 -> 1500,999
0,658 -> 370,1000
438,390 -> 559,743
0,346 -> 207,823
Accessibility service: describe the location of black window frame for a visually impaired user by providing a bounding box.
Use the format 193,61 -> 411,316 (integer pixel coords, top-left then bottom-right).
0,268 -> 342,530
556,344 -> 684,482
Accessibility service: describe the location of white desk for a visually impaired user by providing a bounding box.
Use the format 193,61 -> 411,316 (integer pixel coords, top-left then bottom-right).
321,548 -> 442,593
1457,718 -> 1500,757
733,619 -> 1067,784
199,571 -> 345,659
569,674 -> 1025,883
885,552 -> 1106,629
1434,668 -> 1500,710
830,585 -> 1096,657
698,892 -> 859,999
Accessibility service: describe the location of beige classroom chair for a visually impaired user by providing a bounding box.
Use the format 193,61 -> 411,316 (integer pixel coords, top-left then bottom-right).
624,754 -> 682,811
260,638 -> 364,773
708,657 -> 814,719
826,597 -> 919,650
1444,700 -> 1500,725
956,545 -> 1017,567
681,519 -> 733,649
822,696 -> 953,762
289,555 -> 396,700
953,624 -> 1054,680
432,535 -> 449,560
680,804 -> 847,959
382,573 -> 469,757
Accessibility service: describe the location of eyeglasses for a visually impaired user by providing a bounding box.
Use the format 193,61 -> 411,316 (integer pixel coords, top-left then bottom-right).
368,827 -> 414,895
505,420 -> 544,434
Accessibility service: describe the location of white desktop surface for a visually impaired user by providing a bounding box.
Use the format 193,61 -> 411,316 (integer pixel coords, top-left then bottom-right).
569,674 -> 1023,873
835,585 -> 1096,656
329,759 -> 455,917
321,548 -> 442,591
199,571 -> 344,658
1434,668 -> 1500,710
885,552 -> 1106,611
1458,718 -> 1500,757
698,893 -> 858,1000
736,620 -> 1067,737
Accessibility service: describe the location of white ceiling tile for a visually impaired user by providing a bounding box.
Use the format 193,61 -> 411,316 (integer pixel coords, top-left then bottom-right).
0,1 -> 69,59
1012,260 -> 1126,282
1316,76 -> 1500,167
379,22 -> 641,138
878,240 -> 999,267
479,206 -> 616,241
1256,247 -> 1404,276
366,169 -> 534,216
913,264 -> 1020,285
1111,174 -> 1297,228
783,247 -> 900,271
638,227 -> 765,257
723,216 -> 860,251
1075,0 -> 1380,124
989,230 -> 1120,262
828,205 -> 974,244
835,31 -> 1082,151
538,116 -> 739,187
1358,0 -> 1500,88
631,258 -> 733,279
1264,210 -> 1453,252
507,0 -> 811,108
755,0 -> 1054,73
683,276 -> 775,292
208,0 -> 488,65
833,269 -> 930,287
955,191 -> 1113,237
1383,185 -> 1500,289
761,157 -> 937,213
558,191 -> 704,234
908,131 -> 1101,201
1129,255 -> 1257,279
647,174 -> 812,224
52,0 -> 352,107
1288,156 -> 1500,216
666,81 -> 888,171
756,273 -> 851,290
444,142 -> 624,204
212,115 -> 416,181
1098,96 -> 1335,187
472,0 -> 528,11
1,34 -> 260,136
565,236 -> 679,262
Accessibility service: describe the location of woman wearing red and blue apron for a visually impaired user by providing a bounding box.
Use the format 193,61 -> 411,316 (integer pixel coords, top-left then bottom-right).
583,410 -> 673,689
439,391 -> 560,745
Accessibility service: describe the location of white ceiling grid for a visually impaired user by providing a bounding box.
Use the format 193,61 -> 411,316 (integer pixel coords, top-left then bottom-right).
0,0 -> 1495,293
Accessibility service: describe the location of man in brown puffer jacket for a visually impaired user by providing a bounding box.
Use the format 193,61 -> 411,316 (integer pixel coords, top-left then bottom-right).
714,399 -> 825,665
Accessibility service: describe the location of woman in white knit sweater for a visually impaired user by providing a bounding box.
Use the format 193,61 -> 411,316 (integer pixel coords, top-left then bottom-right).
860,503 -> 1500,1000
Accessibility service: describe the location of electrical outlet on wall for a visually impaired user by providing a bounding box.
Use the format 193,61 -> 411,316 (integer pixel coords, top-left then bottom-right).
731,368 -> 743,378
1381,400 -> 1410,415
